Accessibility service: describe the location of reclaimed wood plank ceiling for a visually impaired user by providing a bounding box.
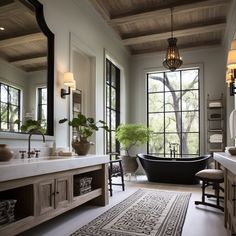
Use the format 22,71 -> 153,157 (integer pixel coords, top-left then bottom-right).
90,0 -> 231,54
0,0 -> 47,72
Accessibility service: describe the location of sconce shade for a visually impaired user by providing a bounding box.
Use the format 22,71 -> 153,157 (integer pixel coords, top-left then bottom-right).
229,109 -> 236,139
231,39 -> 236,50
64,72 -> 75,86
61,72 -> 75,98
227,49 -> 236,69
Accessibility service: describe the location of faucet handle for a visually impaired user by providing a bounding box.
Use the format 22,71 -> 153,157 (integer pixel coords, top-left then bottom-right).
19,150 -> 26,159
34,149 -> 40,158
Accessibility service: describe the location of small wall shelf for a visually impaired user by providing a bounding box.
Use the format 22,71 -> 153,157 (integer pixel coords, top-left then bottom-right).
207,94 -> 225,154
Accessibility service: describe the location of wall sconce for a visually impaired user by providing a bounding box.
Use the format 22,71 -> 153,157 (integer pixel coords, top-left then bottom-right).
61,72 -> 76,98
226,40 -> 236,96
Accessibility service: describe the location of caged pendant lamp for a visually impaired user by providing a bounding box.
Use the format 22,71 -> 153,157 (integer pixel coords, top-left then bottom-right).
163,8 -> 183,71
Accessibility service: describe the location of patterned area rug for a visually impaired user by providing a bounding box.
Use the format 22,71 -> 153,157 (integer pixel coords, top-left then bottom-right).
71,189 -> 191,236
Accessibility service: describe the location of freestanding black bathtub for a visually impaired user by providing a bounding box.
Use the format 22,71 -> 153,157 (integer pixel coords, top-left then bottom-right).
137,154 -> 211,184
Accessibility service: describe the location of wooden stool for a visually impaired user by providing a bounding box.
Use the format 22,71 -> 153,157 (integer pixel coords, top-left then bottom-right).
195,169 -> 224,211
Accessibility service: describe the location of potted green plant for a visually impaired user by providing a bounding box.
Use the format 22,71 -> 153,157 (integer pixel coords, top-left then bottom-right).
59,113 -> 108,155
115,123 -> 152,174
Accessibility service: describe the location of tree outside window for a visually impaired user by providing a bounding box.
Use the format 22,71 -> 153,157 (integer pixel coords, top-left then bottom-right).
0,82 -> 21,132
147,69 -> 199,157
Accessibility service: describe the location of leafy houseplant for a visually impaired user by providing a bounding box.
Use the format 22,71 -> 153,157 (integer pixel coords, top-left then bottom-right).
59,113 -> 108,155
115,123 -> 152,173
19,119 -> 46,134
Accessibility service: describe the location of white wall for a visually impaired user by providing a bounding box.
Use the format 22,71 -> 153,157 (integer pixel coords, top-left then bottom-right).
130,46 -> 226,154
38,0 -> 130,153
0,0 -> 131,155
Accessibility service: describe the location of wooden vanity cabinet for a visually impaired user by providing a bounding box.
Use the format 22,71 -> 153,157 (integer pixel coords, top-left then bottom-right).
225,169 -> 236,235
0,163 -> 108,236
37,174 -> 72,216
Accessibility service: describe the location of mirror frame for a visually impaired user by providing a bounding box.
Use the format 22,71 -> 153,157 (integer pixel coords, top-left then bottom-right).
28,0 -> 54,135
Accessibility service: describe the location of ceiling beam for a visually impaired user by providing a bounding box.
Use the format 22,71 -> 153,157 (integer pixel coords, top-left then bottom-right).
110,0 -> 229,25
11,56 -> 47,66
131,40 -> 221,55
0,32 -> 45,48
0,0 -> 34,18
123,22 -> 226,46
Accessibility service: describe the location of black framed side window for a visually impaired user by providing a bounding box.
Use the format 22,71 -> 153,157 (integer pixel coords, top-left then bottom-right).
0,82 -> 21,132
37,87 -> 47,130
105,59 -> 120,155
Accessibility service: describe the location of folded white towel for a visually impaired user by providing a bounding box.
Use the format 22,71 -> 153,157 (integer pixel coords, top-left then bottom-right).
209,102 -> 222,107
210,134 -> 222,139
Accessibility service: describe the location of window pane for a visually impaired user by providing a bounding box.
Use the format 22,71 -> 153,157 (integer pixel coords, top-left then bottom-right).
111,65 -> 116,87
148,93 -> 164,112
182,111 -> 199,132
1,85 -> 8,103
106,108 -> 110,128
165,71 -> 180,91
165,112 -> 178,132
148,73 -> 164,92
111,110 -> 116,130
9,105 -> 18,123
9,87 -> 18,105
182,90 -> 199,111
41,88 -> 47,104
1,103 -> 8,122
165,92 -> 180,112
182,69 -> 199,90
1,122 -> 8,131
111,87 -> 116,109
106,86 -> 110,107
111,131 -> 116,152
149,134 -> 164,154
148,113 -> 164,132
182,132 -> 199,154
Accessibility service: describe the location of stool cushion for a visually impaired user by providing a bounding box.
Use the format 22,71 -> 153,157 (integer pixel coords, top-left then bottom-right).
195,169 -> 224,180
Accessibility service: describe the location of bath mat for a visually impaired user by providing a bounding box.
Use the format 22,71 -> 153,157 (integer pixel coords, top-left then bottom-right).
70,189 -> 191,236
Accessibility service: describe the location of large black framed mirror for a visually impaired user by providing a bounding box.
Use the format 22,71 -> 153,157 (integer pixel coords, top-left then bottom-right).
0,0 -> 54,135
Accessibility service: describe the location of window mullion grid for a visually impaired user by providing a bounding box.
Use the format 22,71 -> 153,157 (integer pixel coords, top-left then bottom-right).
180,70 -> 183,156
163,72 -> 166,156
147,73 -> 149,154
7,85 -> 10,130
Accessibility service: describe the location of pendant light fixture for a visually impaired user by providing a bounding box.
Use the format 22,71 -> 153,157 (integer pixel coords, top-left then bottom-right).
163,8 -> 183,71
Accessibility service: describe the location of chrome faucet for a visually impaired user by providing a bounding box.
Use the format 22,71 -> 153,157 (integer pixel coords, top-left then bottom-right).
28,131 -> 45,158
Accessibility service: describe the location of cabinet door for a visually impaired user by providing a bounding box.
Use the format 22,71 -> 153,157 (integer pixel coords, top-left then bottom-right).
37,179 -> 55,215
55,176 -> 72,209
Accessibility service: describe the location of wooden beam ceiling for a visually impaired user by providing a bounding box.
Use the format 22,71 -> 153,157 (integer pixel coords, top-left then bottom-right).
11,56 -> 47,66
123,22 -> 226,46
90,0 -> 230,54
0,32 -> 45,48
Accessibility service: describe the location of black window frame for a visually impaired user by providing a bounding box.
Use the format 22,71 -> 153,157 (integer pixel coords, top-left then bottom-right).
0,82 -> 21,132
37,87 -> 47,129
105,58 -> 121,155
147,68 -> 200,157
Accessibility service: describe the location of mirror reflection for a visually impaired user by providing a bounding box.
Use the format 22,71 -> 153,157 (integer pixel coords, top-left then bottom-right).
0,0 -> 53,135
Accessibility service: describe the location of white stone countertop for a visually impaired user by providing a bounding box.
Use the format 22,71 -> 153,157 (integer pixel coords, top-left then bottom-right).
0,154 -> 109,182
214,152 -> 236,175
